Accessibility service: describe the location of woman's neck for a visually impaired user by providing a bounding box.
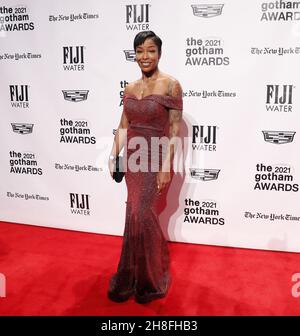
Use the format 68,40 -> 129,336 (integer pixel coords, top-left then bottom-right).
141,67 -> 160,82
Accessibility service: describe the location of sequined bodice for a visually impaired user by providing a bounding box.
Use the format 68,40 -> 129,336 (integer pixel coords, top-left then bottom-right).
124,93 -> 183,135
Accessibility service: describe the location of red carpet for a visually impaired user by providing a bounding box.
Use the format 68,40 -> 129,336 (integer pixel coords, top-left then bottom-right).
0,221 -> 299,315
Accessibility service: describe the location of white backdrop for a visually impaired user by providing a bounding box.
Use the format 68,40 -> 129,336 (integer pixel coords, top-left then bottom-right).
1,0 -> 300,252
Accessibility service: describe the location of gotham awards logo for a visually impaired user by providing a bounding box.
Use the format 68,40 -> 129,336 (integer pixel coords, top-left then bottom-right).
0,5 -> 35,32
120,80 -> 129,107
59,119 -> 96,144
261,1 -> 300,21
185,37 -> 229,66
9,151 -> 43,175
254,163 -> 298,192
184,198 -> 225,225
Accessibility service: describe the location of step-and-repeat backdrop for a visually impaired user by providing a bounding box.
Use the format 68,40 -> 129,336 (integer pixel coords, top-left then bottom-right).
1,0 -> 300,252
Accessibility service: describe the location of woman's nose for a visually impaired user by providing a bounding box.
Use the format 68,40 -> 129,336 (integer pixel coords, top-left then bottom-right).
141,52 -> 148,59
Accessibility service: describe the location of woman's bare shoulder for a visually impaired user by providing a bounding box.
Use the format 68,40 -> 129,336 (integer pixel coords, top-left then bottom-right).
124,80 -> 140,95
159,73 -> 182,92
162,75 -> 182,97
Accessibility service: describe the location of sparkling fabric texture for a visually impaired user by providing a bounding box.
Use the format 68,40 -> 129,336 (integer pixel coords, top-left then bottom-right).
108,93 -> 183,303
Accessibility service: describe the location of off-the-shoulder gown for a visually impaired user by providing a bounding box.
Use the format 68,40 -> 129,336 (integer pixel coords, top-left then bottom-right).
108,93 -> 183,303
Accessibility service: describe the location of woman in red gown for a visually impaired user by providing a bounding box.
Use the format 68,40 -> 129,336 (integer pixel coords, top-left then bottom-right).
108,31 -> 183,304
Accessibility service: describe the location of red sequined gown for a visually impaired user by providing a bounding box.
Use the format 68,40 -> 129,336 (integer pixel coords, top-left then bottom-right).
108,93 -> 183,303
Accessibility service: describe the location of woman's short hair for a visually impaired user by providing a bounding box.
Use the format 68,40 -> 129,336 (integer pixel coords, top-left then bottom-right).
133,31 -> 162,54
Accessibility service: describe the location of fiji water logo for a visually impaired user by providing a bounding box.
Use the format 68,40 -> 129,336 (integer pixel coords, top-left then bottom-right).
62,46 -> 85,71
70,193 -> 90,216
192,125 -> 218,151
9,85 -> 29,108
125,4 -> 150,30
266,85 -> 294,112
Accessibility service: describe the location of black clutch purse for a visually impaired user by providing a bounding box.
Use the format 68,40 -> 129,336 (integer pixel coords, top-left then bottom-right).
113,155 -> 125,183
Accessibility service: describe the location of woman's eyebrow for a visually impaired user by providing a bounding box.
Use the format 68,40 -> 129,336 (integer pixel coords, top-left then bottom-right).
136,46 -> 156,49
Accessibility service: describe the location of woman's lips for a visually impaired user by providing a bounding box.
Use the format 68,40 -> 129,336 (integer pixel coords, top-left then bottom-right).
140,62 -> 151,67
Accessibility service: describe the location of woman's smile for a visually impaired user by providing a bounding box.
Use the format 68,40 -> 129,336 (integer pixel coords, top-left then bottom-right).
135,38 -> 160,73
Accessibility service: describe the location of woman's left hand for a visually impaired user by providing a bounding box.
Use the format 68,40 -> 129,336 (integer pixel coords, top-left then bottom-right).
156,171 -> 171,194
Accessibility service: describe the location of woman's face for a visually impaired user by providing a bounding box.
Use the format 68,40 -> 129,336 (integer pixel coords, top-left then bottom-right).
135,38 -> 160,73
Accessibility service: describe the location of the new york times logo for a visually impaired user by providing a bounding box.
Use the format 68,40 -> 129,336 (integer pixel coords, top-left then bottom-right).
262,130 -> 296,144
125,4 -> 150,30
266,85 -> 294,112
63,46 -> 85,71
70,193 -> 90,215
10,85 -> 29,108
192,125 -> 217,151
191,4 -> 224,18
11,123 -> 33,134
62,90 -> 89,102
